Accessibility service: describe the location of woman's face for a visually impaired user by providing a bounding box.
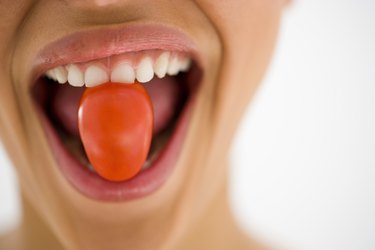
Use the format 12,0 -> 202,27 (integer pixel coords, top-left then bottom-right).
0,0 -> 284,249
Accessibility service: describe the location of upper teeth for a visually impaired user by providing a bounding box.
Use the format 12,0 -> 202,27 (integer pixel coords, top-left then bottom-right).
45,51 -> 191,87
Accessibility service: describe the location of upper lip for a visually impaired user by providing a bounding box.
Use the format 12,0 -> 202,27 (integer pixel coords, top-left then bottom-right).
31,22 -> 202,84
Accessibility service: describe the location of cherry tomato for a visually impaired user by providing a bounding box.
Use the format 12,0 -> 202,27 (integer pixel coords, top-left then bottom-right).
78,82 -> 153,181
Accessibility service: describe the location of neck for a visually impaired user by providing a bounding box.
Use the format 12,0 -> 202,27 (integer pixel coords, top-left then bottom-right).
175,180 -> 266,250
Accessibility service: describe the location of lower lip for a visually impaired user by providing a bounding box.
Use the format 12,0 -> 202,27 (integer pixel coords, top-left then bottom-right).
38,91 -> 196,201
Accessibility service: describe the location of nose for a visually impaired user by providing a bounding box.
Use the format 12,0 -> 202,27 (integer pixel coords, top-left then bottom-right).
61,0 -> 123,8
58,0 -> 146,25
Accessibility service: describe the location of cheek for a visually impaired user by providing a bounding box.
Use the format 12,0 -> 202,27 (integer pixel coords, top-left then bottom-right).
186,1 -> 283,205
196,0 -> 283,135
0,51 -> 32,198
180,1 -> 283,215
0,0 -> 43,197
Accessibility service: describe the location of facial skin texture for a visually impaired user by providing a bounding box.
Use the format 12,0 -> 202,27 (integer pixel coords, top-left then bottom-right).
0,1 -> 286,249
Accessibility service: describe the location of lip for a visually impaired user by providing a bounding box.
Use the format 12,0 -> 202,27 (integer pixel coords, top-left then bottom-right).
32,23 -> 201,83
32,23 -> 202,201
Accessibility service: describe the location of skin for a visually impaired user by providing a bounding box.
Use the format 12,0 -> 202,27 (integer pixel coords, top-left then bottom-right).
0,0 -> 288,249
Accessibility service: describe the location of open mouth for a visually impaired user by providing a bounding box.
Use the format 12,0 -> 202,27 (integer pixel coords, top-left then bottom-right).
31,24 -> 202,201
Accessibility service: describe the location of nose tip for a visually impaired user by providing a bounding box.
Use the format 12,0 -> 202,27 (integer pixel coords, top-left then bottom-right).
62,0 -> 122,8
59,0 -> 141,25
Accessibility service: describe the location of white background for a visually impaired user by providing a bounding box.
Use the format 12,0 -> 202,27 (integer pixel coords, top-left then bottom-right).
1,0 -> 375,249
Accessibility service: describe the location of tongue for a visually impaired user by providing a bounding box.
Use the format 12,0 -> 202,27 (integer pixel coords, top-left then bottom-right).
51,76 -> 182,137
78,83 -> 153,181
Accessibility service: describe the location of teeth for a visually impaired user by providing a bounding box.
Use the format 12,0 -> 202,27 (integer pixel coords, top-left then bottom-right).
46,69 -> 56,80
54,66 -> 68,84
45,51 -> 192,87
111,63 -> 135,84
180,58 -> 191,72
136,57 -> 154,83
167,57 -> 180,76
67,64 -> 84,87
84,65 -> 109,87
154,52 -> 169,78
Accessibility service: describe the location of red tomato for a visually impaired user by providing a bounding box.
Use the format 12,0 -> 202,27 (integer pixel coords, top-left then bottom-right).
78,82 -> 153,181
